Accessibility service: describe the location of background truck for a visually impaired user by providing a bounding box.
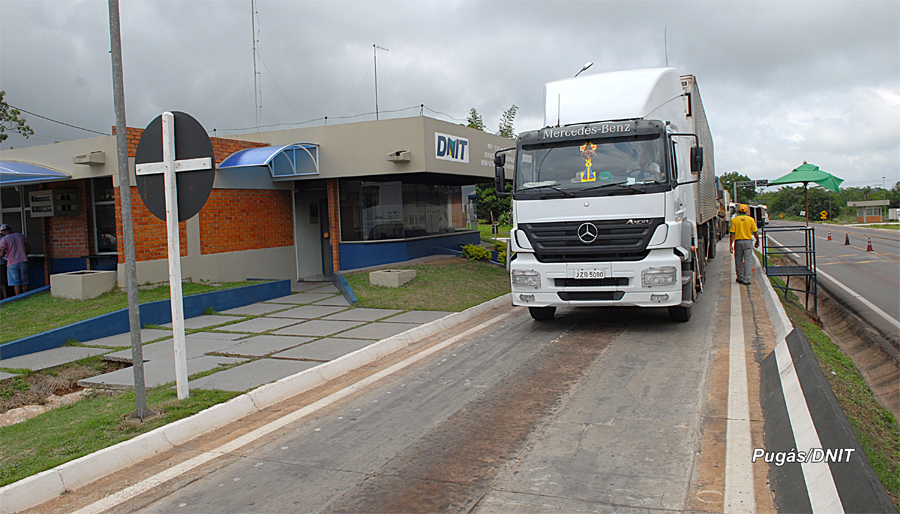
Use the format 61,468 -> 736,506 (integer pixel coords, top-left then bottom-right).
495,68 -> 718,322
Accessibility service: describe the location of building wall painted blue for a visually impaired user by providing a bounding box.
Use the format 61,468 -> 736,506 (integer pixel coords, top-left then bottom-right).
338,231 -> 479,271
0,280 -> 291,360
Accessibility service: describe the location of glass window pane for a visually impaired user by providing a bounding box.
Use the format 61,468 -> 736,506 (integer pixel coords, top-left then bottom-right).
93,177 -> 115,202
0,212 -> 23,234
95,204 -> 117,253
339,180 -> 364,242
25,211 -> 43,254
1,186 -> 21,208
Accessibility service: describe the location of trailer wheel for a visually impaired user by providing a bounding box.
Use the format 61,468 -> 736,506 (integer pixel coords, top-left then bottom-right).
529,306 -> 556,321
708,229 -> 717,259
668,304 -> 693,322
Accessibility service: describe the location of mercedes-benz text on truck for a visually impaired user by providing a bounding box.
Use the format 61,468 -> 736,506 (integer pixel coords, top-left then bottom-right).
494,68 -> 718,322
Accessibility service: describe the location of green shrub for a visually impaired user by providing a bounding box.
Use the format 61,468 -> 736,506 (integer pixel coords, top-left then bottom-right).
461,244 -> 491,261
493,241 -> 508,266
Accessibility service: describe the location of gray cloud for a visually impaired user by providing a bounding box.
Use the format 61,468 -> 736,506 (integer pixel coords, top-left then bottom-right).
2,0 -> 897,188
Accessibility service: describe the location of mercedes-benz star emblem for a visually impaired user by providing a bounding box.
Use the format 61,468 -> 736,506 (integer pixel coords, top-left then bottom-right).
577,222 -> 598,244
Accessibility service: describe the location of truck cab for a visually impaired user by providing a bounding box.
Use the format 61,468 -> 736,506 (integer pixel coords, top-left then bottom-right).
496,68 -> 715,322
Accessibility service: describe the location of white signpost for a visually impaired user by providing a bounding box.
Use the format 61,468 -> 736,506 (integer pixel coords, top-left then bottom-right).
135,112 -> 212,399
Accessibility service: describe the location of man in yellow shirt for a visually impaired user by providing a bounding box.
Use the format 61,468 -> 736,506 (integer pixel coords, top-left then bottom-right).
729,204 -> 760,285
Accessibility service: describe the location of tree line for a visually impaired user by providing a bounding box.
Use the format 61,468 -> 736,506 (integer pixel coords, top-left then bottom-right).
720,171 -> 898,221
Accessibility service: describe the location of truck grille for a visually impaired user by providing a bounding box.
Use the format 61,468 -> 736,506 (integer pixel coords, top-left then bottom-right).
522,218 -> 663,263
558,291 -> 625,301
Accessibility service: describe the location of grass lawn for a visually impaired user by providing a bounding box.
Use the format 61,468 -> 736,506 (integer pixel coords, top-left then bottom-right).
478,223 -> 511,241
0,282 -> 256,344
345,257 -> 510,312
0,383 -> 239,486
768,275 -> 899,507
865,224 -> 900,230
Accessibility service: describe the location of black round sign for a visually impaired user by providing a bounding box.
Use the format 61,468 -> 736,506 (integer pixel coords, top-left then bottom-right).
135,111 -> 215,222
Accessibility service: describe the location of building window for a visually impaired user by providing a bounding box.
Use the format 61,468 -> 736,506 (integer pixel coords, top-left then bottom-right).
1,184 -> 44,255
92,177 -> 117,254
339,179 -> 469,242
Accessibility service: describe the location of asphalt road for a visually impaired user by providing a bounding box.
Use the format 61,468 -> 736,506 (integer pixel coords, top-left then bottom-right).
33,244 -> 777,514
763,220 -> 900,342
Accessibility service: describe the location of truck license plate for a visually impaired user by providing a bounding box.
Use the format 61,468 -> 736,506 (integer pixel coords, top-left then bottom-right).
574,269 -> 604,279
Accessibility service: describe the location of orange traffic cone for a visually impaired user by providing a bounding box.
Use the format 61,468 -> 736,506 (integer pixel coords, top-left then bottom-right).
827,231 -> 832,241
844,233 -> 851,246
867,237 -> 873,252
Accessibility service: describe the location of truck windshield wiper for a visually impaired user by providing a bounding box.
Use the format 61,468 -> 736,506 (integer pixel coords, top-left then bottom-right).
580,181 -> 631,192
521,184 -> 575,198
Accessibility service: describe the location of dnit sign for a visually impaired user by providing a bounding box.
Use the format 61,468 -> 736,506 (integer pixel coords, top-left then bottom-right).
435,132 -> 469,163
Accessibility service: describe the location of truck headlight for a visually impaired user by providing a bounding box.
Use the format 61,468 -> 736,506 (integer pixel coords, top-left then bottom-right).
511,269 -> 541,289
641,266 -> 677,287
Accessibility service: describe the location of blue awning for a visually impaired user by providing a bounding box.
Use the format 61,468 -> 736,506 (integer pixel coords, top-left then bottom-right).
218,143 -> 319,180
0,161 -> 71,186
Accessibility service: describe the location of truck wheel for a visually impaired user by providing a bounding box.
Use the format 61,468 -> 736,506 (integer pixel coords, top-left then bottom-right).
668,304 -> 692,322
529,306 -> 556,321
708,232 -> 717,259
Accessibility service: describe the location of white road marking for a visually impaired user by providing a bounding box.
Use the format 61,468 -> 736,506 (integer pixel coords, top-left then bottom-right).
724,265 -> 756,513
71,311 -> 515,514
773,341 -> 843,513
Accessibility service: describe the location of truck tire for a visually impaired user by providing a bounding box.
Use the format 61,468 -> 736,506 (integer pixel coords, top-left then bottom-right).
529,306 -> 556,321
708,230 -> 717,259
668,304 -> 692,322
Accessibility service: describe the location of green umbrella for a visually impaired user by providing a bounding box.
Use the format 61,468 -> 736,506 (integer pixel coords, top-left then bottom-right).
769,162 -> 844,225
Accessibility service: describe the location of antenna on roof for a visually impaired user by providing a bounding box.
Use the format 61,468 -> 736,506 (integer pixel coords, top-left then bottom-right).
374,44 -> 389,120
251,0 -> 260,131
665,26 -> 669,67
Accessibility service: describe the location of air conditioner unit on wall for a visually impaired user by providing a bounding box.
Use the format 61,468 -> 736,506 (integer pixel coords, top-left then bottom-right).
386,150 -> 411,162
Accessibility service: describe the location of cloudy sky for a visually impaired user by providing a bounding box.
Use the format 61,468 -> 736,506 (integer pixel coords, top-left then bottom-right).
1,0 -> 897,188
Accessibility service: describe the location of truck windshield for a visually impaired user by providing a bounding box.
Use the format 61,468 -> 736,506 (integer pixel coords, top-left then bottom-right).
515,136 -> 667,195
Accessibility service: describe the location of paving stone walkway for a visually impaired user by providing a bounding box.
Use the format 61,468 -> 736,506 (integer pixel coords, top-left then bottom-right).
0,282 -> 452,393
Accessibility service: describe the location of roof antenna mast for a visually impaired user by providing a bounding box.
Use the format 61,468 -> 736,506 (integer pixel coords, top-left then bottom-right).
374,44 -> 389,120
251,0 -> 260,131
665,26 -> 669,67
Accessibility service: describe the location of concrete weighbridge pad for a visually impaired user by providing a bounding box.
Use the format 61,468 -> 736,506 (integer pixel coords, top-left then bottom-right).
79,356 -> 247,390
190,359 -> 320,392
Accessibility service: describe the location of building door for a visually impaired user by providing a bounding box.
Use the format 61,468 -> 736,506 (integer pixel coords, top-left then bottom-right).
318,194 -> 333,281
294,189 -> 332,281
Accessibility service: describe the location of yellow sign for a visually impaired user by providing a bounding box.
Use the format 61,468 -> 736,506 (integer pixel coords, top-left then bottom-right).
820,210 -> 828,220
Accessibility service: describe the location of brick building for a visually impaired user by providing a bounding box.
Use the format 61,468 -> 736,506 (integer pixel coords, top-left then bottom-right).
0,116 -> 512,289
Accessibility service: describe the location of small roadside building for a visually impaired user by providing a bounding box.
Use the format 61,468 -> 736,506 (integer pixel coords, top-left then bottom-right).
0,116 -> 514,289
846,199 -> 890,224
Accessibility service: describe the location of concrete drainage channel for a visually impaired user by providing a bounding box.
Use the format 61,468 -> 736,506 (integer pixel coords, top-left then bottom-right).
754,253 -> 896,512
0,294 -> 511,514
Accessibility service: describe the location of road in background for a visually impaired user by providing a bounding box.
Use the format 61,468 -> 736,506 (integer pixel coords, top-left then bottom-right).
764,220 -> 900,343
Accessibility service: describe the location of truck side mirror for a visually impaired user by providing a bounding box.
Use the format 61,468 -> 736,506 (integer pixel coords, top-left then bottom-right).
494,171 -> 506,194
494,153 -> 509,194
691,147 -> 703,174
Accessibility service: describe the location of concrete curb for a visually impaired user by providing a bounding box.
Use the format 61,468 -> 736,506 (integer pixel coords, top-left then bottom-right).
0,294 -> 512,514
753,254 -> 896,513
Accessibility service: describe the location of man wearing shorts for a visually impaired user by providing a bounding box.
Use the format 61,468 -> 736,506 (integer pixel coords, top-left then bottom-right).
0,224 -> 31,295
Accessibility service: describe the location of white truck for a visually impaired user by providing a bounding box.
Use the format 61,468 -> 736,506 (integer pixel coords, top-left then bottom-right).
494,68 -> 718,322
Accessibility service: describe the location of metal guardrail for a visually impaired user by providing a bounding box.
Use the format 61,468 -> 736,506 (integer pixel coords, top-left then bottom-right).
761,225 -> 817,313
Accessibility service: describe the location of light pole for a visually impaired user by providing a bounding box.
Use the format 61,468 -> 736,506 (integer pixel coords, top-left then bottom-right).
575,62 -> 593,77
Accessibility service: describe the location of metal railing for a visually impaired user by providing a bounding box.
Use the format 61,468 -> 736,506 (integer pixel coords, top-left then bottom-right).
761,225 -> 818,313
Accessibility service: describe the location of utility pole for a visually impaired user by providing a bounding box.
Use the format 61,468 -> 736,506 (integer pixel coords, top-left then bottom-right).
374,44 -> 388,120
251,0 -> 260,132
108,0 -> 153,419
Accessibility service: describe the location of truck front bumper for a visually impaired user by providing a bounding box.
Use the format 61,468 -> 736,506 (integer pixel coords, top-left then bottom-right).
510,250 -> 685,308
